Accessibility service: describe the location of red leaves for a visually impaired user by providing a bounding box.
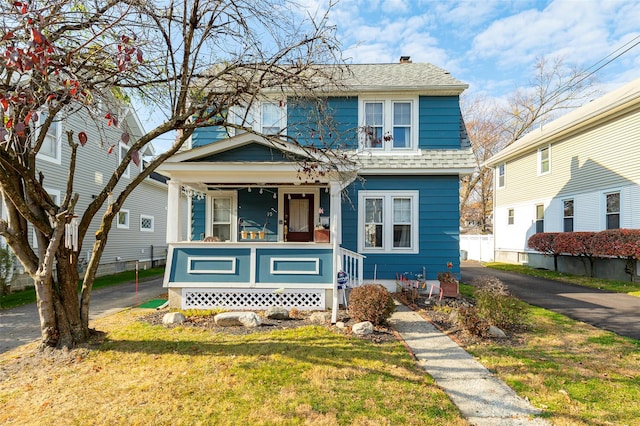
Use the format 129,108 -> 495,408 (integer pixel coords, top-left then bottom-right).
78,131 -> 87,146
2,31 -> 14,41
13,2 -> 28,14
107,144 -> 115,154
0,99 -> 8,111
531,230 -> 640,260
130,149 -> 140,166
104,112 -> 118,127
121,132 -> 129,144
29,28 -> 44,45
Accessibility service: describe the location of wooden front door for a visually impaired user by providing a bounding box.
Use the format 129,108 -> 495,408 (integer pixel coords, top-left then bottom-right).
284,193 -> 314,242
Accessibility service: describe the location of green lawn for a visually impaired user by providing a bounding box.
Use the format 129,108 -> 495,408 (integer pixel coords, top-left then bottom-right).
0,267 -> 165,309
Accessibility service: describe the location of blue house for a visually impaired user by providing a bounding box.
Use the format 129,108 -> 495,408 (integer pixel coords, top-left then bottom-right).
158,58 -> 475,321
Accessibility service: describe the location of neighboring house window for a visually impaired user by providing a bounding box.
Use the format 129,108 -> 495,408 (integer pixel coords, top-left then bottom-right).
261,102 -> 284,135
563,199 -> 574,232
36,111 -> 62,164
358,191 -> 418,253
535,204 -> 544,233
117,209 -> 130,229
140,215 -> 154,232
32,189 -> 60,248
507,208 -> 514,225
497,163 -> 505,188
119,143 -> 130,178
359,98 -> 416,151
605,192 -> 620,230
538,145 -> 550,175
228,104 -> 254,136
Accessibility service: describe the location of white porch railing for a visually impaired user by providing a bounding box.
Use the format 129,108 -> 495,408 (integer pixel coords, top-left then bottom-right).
338,247 -> 366,287
332,247 -> 365,323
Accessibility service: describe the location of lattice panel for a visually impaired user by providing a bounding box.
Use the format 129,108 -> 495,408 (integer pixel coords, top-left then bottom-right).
183,288 -> 325,310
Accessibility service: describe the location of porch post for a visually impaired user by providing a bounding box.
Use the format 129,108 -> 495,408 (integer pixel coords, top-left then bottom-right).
330,182 -> 341,323
166,179 -> 182,243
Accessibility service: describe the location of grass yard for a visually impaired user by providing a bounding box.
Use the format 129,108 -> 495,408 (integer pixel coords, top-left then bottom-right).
484,262 -> 640,295
461,307 -> 640,425
0,310 -> 466,425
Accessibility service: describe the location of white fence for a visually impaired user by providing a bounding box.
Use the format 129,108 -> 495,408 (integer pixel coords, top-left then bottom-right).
460,234 -> 494,262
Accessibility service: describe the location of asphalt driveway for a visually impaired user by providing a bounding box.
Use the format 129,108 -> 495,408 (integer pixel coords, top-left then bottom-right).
461,261 -> 640,340
0,276 -> 166,353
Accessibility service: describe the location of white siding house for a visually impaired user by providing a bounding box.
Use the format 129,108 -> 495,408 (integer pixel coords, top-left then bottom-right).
486,78 -> 640,266
10,106 -> 170,290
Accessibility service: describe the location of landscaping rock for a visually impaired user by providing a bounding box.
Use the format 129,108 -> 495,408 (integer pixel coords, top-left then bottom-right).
488,325 -> 507,338
309,311 -> 332,324
265,306 -> 289,320
214,312 -> 263,328
335,321 -> 346,329
352,321 -> 374,336
162,312 -> 186,325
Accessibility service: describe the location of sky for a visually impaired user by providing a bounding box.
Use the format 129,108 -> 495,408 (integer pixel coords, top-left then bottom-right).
146,0 -> 640,152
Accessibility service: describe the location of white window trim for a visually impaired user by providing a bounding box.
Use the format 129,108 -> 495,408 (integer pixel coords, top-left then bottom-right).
357,190 -> 419,254
140,214 -> 155,232
207,191 -> 238,242
32,188 -> 61,249
497,163 -> 506,189
538,145 -> 551,175
117,209 -> 130,229
118,142 -> 131,178
35,112 -> 62,164
563,198 -> 574,232
358,96 -> 418,153
507,208 -> 514,225
603,190 -> 621,230
260,101 -> 287,136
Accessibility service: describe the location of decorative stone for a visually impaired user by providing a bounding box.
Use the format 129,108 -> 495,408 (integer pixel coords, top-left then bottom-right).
214,312 -> 263,328
487,325 -> 507,338
265,306 -> 289,320
352,321 -> 374,336
309,311 -> 332,324
162,312 -> 186,325
335,321 -> 346,329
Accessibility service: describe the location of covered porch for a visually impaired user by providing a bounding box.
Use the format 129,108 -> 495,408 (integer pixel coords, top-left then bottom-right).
158,134 -> 361,321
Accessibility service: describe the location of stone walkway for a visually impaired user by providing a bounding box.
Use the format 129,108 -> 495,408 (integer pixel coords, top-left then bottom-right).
388,304 -> 550,425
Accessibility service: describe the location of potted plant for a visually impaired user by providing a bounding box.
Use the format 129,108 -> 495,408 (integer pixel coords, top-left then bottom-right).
437,262 -> 459,298
260,210 -> 273,239
239,218 -> 248,239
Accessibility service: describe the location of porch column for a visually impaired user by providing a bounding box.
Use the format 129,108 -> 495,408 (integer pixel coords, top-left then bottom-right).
166,179 -> 182,243
330,181 -> 341,323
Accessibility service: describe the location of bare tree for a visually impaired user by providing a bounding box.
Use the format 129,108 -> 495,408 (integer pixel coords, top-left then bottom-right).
460,57 -> 598,232
0,0 -> 343,349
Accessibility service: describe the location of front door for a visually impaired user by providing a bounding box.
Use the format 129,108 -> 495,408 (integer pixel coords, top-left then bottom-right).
284,193 -> 314,242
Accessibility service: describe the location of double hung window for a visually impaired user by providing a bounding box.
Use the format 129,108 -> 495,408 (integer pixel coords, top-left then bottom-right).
37,112 -> 61,163
359,191 -> 418,253
360,98 -> 415,151
563,199 -> 574,232
606,192 -> 620,230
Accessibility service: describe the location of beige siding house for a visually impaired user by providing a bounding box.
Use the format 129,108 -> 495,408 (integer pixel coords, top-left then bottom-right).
486,78 -> 640,266
9,105 -> 170,289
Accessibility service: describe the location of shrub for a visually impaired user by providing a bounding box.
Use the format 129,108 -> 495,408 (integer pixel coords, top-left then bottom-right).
471,276 -> 530,331
348,284 -> 396,325
457,306 -> 490,337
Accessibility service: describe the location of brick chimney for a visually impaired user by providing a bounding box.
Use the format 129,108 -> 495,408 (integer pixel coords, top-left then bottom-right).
399,56 -> 412,63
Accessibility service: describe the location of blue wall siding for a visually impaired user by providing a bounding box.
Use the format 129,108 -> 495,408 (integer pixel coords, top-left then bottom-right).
191,197 -> 206,241
341,175 -> 461,281
191,143 -> 292,163
238,188 -> 278,241
419,96 -> 462,149
191,126 -> 227,148
288,97 -> 358,149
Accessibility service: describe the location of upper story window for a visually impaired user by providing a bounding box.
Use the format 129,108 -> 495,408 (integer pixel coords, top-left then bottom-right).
497,163 -> 505,188
36,112 -> 62,164
261,102 -> 285,135
538,145 -> 550,175
359,97 -> 416,152
119,143 -> 130,178
605,192 -> 620,229
563,199 -> 574,232
507,208 -> 514,225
